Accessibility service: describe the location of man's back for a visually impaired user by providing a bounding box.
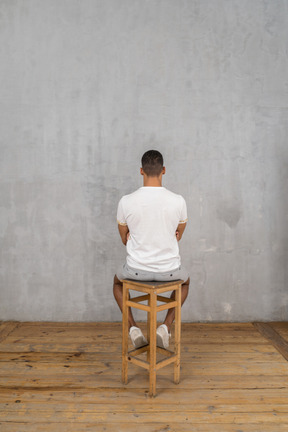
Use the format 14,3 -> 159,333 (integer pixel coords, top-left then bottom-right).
117,186 -> 187,272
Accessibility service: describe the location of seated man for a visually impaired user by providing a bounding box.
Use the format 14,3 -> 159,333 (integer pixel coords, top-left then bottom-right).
113,150 -> 190,349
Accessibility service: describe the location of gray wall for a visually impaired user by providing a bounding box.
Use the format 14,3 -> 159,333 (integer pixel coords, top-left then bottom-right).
1,0 -> 288,322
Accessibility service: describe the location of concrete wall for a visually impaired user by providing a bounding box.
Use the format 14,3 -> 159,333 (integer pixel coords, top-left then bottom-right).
1,0 -> 288,322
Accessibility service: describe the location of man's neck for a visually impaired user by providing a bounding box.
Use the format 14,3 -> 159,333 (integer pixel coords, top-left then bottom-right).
143,175 -> 163,187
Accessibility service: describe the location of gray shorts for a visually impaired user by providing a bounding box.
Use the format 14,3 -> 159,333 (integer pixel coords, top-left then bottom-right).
116,263 -> 189,283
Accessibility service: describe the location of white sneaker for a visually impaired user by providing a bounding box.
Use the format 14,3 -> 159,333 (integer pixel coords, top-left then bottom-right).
156,324 -> 171,349
129,326 -> 148,348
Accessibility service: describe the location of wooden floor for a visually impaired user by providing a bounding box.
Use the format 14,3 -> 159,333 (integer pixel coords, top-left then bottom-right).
0,321 -> 288,431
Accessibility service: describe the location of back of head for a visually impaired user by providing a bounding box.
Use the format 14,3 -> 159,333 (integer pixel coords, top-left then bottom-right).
141,150 -> 164,177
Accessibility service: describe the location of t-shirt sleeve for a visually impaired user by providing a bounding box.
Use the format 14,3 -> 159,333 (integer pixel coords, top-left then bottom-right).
179,197 -> 188,224
117,198 -> 128,226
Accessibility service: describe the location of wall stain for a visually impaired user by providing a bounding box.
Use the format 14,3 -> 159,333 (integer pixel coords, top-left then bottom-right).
217,200 -> 242,228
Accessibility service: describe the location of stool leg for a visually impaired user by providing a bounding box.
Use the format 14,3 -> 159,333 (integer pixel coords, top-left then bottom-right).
149,290 -> 157,397
174,284 -> 181,384
147,296 -> 150,362
122,283 -> 129,384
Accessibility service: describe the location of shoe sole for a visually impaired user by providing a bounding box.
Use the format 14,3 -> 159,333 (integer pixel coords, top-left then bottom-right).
157,333 -> 168,349
133,336 -> 148,349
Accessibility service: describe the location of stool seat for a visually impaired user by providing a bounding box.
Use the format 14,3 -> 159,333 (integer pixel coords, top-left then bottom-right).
121,279 -> 183,397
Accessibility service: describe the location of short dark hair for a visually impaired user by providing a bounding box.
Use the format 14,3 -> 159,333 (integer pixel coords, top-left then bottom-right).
141,150 -> 164,177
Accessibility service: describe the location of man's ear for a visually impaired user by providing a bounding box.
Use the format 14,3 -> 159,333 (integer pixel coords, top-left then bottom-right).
140,167 -> 144,176
162,166 -> 166,175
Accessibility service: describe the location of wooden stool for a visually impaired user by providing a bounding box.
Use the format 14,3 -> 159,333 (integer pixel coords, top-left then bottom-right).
121,279 -> 183,397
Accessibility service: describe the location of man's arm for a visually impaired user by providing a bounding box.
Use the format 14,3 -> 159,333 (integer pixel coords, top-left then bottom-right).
118,223 -> 129,245
176,222 -> 186,241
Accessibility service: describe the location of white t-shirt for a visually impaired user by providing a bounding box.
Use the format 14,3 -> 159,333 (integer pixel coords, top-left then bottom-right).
117,187 -> 188,272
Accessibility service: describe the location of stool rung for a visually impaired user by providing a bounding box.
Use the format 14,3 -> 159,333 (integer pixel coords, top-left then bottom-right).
157,300 -> 177,312
128,356 -> 149,370
156,295 -> 172,303
155,355 -> 177,370
156,346 -> 174,357
126,300 -> 150,312
128,345 -> 149,357
131,294 -> 149,303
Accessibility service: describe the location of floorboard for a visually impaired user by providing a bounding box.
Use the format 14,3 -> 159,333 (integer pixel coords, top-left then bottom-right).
0,321 -> 288,431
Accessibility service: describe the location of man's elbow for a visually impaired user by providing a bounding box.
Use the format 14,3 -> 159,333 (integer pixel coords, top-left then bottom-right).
120,234 -> 127,245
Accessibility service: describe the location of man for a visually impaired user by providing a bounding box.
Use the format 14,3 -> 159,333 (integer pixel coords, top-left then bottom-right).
113,150 -> 190,349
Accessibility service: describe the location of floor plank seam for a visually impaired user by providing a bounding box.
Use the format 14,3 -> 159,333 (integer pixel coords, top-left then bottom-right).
253,322 -> 288,363
0,322 -> 20,344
